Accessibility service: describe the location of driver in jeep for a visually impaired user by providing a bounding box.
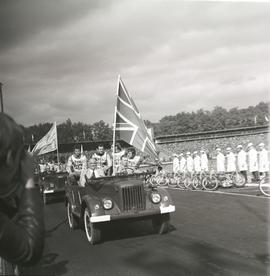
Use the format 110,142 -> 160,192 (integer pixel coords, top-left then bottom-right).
79,157 -> 105,187
66,144 -> 87,185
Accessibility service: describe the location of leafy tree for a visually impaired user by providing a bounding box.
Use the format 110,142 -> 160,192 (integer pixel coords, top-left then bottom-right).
23,102 -> 269,143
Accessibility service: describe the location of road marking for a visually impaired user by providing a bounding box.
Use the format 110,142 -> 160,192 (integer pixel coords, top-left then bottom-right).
245,183 -> 260,187
165,186 -> 269,199
191,190 -> 270,199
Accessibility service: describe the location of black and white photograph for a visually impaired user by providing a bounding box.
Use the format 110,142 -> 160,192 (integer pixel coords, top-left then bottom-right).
0,0 -> 269,275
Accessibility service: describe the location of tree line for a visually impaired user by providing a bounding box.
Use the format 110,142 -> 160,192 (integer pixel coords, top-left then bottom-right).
146,102 -> 269,136
23,101 -> 269,144
22,119 -> 113,144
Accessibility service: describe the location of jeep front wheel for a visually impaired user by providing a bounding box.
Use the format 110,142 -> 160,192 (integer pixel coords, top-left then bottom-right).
152,214 -> 170,234
83,208 -> 101,244
67,202 -> 79,229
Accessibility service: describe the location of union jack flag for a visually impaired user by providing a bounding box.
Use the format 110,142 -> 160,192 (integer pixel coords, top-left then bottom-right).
114,77 -> 158,158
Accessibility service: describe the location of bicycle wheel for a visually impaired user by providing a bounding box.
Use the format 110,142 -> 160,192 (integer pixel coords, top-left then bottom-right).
176,175 -> 186,190
192,176 -> 201,190
157,176 -> 167,187
233,173 -> 246,188
168,176 -> 178,188
184,176 -> 193,190
259,176 -> 270,197
202,176 -> 219,191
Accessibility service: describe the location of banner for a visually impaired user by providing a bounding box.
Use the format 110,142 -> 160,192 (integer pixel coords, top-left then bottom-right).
114,77 -> 158,158
31,122 -> 57,155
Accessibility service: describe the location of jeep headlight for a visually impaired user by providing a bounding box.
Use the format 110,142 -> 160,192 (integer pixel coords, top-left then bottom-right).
102,199 -> 113,210
151,193 -> 161,204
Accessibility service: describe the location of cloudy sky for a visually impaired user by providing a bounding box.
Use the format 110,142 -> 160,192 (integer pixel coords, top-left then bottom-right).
0,0 -> 269,127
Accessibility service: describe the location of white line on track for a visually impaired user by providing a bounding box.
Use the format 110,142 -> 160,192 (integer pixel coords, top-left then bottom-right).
192,189 -> 269,199
166,187 -> 270,199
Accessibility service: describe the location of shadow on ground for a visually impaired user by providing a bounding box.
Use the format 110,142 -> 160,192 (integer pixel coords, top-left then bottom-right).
100,219 -> 176,243
123,238 -> 268,276
45,218 -> 68,238
20,253 -> 68,276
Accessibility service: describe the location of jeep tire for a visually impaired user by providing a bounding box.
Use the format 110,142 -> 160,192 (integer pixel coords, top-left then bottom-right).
152,213 -> 170,234
67,201 -> 79,229
43,193 -> 48,205
84,208 -> 101,244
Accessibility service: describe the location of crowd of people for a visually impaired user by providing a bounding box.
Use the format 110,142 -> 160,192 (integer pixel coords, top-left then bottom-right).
159,133 -> 268,161
36,139 -> 269,185
172,142 -> 269,182
37,143 -> 145,187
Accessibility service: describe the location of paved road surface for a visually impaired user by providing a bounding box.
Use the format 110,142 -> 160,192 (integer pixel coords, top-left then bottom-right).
22,187 -> 269,276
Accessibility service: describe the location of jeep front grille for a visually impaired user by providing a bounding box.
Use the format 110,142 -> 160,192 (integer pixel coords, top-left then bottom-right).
121,185 -> 146,211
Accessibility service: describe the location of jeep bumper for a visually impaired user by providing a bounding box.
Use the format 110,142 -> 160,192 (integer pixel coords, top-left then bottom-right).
90,204 -> 176,223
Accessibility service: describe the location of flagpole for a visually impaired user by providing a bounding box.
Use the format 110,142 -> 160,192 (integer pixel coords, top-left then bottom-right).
55,122 -> 60,167
112,75 -> 120,175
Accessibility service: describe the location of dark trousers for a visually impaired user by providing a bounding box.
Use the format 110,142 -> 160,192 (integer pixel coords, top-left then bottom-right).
240,170 -> 247,183
260,172 -> 269,178
67,174 -> 80,185
251,171 -> 260,182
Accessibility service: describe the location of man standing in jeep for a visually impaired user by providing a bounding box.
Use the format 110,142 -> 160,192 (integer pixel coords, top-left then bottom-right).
66,144 -> 87,184
92,144 -> 112,176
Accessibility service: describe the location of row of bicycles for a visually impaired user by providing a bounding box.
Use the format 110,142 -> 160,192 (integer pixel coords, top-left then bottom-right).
145,170 -> 270,196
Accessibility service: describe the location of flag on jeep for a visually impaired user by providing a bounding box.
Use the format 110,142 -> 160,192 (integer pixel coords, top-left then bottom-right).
114,77 -> 158,158
31,122 -> 58,155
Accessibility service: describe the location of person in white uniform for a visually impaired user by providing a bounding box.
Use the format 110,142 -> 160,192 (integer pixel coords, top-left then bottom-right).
172,154 -> 180,174
216,148 -> 225,173
258,143 -> 269,178
200,150 -> 209,172
92,144 -> 112,176
66,144 -> 87,184
193,151 -> 201,173
247,142 -> 259,182
179,153 -> 186,174
111,142 -> 125,175
236,145 -> 248,183
226,147 -> 236,173
186,152 -> 193,174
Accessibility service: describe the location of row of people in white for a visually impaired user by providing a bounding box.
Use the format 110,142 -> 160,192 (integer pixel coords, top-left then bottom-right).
38,159 -> 66,173
172,150 -> 209,174
173,142 -> 269,177
216,143 -> 268,173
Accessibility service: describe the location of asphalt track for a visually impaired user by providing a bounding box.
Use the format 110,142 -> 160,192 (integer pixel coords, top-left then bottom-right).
22,185 -> 269,276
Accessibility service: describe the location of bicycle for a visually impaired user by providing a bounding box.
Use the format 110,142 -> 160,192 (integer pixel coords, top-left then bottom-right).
201,170 -> 219,191
192,171 -> 210,190
213,171 -> 246,189
167,173 -> 179,188
259,174 -> 270,197
184,171 -> 194,190
174,172 -> 186,190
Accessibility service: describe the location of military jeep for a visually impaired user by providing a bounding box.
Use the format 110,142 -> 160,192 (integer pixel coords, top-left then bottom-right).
38,171 -> 67,204
65,172 -> 175,244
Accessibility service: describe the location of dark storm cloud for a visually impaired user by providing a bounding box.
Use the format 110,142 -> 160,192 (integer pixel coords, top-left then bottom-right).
0,0 -> 113,51
0,1 -> 269,126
